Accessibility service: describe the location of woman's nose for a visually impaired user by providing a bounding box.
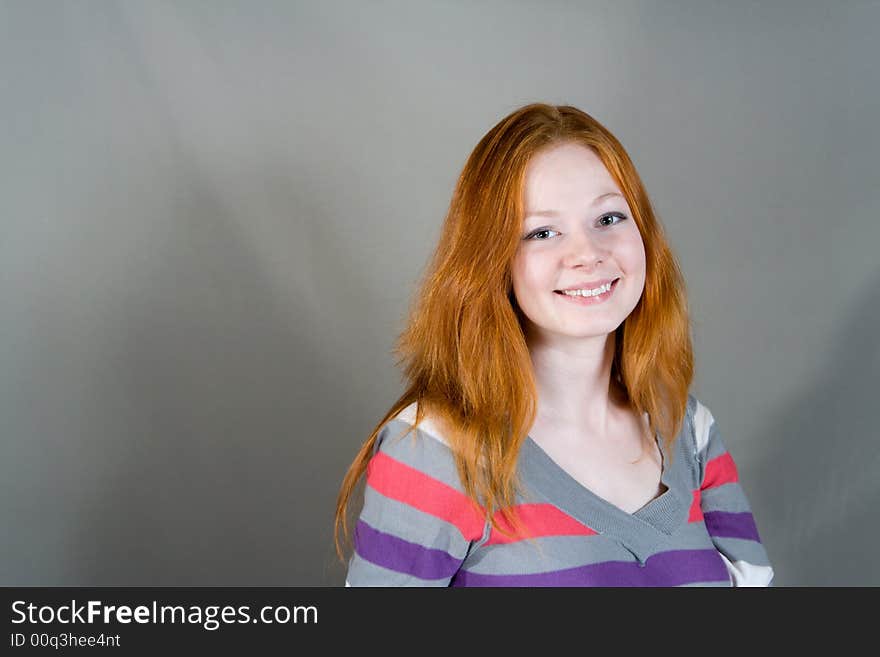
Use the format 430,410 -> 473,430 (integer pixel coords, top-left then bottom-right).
561,230 -> 607,267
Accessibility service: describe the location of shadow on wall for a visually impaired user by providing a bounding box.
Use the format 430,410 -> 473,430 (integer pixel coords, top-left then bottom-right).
748,266 -> 880,586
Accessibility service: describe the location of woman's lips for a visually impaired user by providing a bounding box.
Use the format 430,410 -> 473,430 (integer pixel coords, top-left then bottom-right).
553,278 -> 619,305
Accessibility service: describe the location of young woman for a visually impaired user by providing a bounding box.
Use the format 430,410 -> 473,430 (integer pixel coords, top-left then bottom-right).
334,103 -> 774,586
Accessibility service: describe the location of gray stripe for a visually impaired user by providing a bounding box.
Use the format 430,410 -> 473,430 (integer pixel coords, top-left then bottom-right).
684,394 -> 702,486
686,393 -> 698,420
465,534 -> 634,575
346,552 -> 450,587
360,485 -> 474,557
700,482 -> 755,513
710,535 -> 773,567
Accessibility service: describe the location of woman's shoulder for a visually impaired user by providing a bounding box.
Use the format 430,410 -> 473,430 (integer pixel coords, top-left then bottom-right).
685,392 -> 719,454
371,402 -> 464,493
387,402 -> 454,447
683,393 -> 738,481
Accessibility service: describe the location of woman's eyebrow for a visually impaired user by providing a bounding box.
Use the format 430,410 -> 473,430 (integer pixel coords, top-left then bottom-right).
524,192 -> 624,217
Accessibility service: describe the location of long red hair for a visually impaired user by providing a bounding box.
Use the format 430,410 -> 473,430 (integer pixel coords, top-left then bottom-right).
334,103 -> 694,562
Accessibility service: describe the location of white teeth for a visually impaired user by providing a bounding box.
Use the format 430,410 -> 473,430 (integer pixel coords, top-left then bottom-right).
561,282 -> 611,297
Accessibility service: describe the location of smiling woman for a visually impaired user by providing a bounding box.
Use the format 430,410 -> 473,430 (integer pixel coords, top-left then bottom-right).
334,103 -> 774,587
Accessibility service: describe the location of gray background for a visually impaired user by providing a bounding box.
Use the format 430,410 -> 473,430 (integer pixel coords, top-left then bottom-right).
1,0 -> 877,586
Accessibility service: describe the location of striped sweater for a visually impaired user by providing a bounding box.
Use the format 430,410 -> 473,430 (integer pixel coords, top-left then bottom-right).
345,393 -> 774,586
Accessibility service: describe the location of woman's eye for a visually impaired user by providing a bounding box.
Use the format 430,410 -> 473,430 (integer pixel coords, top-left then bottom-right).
526,229 -> 558,240
598,212 -> 626,227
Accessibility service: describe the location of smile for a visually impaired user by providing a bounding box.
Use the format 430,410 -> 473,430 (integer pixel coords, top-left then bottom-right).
553,278 -> 620,305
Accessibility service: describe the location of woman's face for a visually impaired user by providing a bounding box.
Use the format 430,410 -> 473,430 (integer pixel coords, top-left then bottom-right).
511,141 -> 646,343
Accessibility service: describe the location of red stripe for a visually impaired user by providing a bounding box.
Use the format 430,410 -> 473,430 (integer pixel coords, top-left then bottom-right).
485,503 -> 597,545
366,451 -> 485,541
701,452 -> 739,490
688,489 -> 704,522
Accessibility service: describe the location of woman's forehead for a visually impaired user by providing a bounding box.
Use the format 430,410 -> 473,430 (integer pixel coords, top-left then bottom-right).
524,148 -> 620,210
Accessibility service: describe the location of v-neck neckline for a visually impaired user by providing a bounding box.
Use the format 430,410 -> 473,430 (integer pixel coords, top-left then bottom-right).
518,417 -> 694,563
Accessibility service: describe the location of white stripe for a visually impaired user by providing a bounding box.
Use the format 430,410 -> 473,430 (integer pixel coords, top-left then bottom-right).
717,552 -> 774,586
692,399 -> 715,454
345,579 -> 352,587
394,402 -> 450,446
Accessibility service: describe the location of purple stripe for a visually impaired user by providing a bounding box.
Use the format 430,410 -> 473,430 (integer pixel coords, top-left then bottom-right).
354,520 -> 462,581
450,549 -> 729,587
703,510 -> 761,542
